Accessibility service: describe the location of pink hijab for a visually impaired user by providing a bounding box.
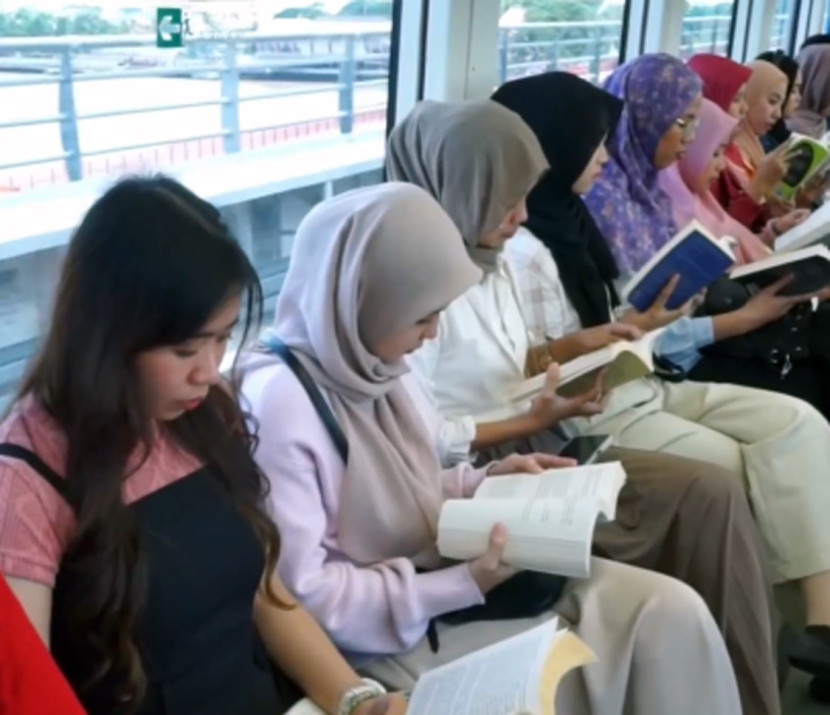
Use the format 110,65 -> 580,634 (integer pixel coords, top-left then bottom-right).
658,98 -> 771,264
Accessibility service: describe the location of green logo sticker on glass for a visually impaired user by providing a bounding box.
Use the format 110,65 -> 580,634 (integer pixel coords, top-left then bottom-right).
156,7 -> 183,48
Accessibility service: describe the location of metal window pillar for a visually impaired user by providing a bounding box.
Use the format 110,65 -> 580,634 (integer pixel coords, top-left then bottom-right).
422,0 -> 500,102
647,0 -> 685,55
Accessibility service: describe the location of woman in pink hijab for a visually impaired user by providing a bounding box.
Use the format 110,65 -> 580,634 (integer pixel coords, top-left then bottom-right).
659,98 -> 772,264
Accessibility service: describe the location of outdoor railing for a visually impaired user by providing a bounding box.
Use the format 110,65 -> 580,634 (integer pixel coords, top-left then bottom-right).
0,30 -> 391,189
0,14 -> 792,191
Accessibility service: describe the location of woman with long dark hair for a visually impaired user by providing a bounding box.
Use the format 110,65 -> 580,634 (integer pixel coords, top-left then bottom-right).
0,176 -> 405,715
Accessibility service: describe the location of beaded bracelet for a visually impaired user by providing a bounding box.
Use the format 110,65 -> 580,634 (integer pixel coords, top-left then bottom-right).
336,678 -> 387,715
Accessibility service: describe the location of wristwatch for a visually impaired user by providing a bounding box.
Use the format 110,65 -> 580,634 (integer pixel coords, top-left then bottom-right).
337,678 -> 387,715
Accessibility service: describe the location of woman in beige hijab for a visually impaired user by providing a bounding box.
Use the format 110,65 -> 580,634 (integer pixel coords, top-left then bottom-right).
240,182 -> 741,714
717,60 -> 809,232
392,100 -> 778,714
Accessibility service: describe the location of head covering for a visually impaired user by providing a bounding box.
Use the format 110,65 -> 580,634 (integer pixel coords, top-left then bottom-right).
757,50 -> 800,145
788,43 -> 830,138
272,183 -> 481,567
731,60 -> 788,178
658,99 -> 770,264
687,53 -> 752,112
802,34 -> 830,49
582,53 -> 702,275
492,71 -> 623,328
385,100 -> 548,272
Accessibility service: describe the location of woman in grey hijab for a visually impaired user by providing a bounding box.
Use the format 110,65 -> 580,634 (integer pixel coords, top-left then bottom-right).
392,99 -> 778,715
242,180 -> 742,714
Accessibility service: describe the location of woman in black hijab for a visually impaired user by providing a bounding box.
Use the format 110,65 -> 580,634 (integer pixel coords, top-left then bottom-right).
492,71 -> 623,329
756,49 -> 801,151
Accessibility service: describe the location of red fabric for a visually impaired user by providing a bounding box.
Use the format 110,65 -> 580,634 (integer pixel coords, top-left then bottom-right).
0,575 -> 84,714
711,167 -> 767,233
687,54 -> 753,112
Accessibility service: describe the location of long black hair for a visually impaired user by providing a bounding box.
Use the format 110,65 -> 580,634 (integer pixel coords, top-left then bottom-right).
17,176 -> 284,712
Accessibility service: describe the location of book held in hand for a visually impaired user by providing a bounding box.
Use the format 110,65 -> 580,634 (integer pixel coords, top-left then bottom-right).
507,329 -> 665,402
772,133 -> 830,202
406,619 -> 596,715
774,201 -> 830,253
622,220 -> 735,312
437,462 -> 627,579
730,244 -> 830,295
287,620 -> 597,715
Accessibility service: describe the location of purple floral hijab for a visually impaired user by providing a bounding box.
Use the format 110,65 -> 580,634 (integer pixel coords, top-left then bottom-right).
583,54 -> 703,276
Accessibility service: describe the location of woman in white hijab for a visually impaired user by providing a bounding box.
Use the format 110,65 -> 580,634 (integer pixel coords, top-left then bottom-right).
240,181 -> 741,714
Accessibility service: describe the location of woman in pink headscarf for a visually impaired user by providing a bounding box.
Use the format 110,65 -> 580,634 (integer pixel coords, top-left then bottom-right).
658,98 -> 772,264
713,60 -> 808,234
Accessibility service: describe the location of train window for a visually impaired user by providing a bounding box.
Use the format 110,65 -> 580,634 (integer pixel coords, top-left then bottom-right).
498,0 -> 627,85
679,0 -> 735,58
771,0 -> 795,50
0,0 -> 397,408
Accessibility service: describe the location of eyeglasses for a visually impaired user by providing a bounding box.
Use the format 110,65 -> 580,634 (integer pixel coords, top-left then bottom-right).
675,116 -> 700,141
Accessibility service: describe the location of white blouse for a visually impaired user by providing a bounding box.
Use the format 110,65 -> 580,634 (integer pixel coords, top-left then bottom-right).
407,254 -> 535,464
505,227 -> 593,342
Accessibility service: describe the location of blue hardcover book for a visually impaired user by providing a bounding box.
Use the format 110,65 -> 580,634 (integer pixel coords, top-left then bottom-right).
623,221 -> 736,312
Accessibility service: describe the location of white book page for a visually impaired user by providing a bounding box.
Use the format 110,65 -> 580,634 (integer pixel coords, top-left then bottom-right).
730,244 -> 830,278
775,202 -> 830,252
438,499 -> 600,577
407,620 -> 561,715
474,462 -> 625,521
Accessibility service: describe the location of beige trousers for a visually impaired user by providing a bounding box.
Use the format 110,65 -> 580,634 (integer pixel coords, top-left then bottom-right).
570,377 -> 830,584
362,558 -> 741,715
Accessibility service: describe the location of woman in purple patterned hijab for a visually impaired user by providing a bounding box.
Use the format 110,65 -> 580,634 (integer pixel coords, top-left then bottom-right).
584,53 -> 703,277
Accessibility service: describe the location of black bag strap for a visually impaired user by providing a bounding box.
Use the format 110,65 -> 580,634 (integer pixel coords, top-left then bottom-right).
0,443 -> 69,499
262,336 -> 349,464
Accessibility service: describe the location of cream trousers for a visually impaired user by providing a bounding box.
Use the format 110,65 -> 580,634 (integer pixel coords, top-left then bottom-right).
361,558 -> 741,715
570,376 -> 830,583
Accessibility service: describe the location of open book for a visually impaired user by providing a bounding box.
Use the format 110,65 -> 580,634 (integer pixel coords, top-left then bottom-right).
507,329 -> 664,402
730,244 -> 830,295
286,619 -> 596,715
407,619 -> 596,714
774,201 -> 830,252
437,462 -> 626,578
622,220 -> 735,312
772,133 -> 830,202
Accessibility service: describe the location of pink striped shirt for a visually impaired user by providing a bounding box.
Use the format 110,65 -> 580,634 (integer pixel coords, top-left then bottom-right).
0,396 -> 200,587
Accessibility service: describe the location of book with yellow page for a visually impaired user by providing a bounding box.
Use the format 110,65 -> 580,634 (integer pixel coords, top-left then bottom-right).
286,620 -> 595,715
508,329 -> 664,402
406,618 -> 596,714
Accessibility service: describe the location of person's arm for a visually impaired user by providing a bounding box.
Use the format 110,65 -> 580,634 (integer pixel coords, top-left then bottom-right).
5,578 -> 52,646
652,316 -> 713,373
711,275 -> 818,341
472,365 -> 608,451
253,578 -> 407,715
0,459 -> 71,647
251,369 -> 490,654
545,323 -> 643,364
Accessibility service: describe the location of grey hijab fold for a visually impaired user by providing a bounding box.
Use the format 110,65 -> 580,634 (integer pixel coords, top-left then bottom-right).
385,100 -> 549,272
788,44 -> 830,138
272,182 -> 481,567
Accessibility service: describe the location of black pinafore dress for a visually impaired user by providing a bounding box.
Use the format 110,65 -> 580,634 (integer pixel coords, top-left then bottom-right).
0,443 -> 290,715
